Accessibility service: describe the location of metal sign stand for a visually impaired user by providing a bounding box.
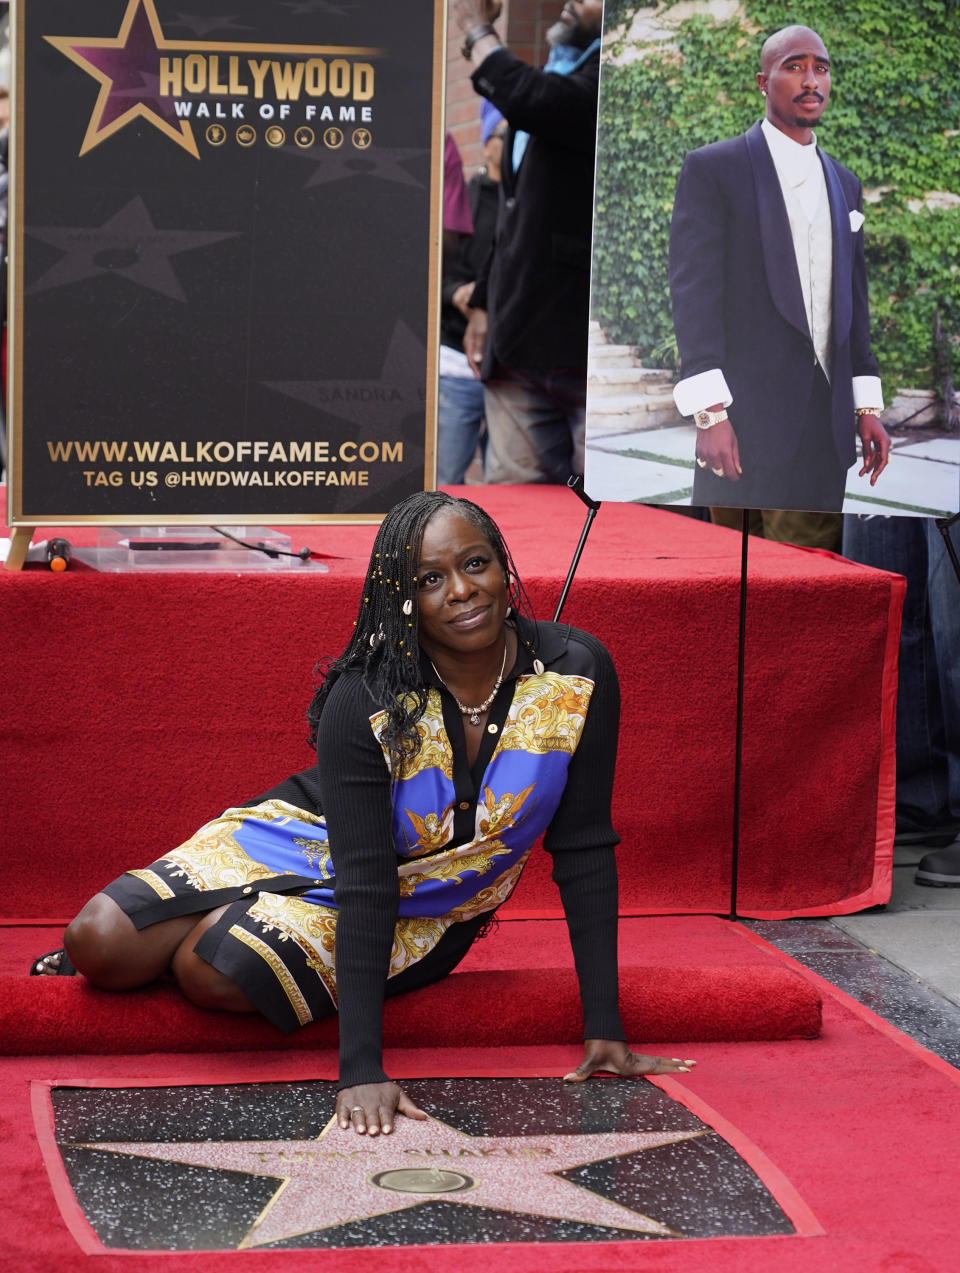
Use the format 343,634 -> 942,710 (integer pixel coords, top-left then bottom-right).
552,478 -> 749,921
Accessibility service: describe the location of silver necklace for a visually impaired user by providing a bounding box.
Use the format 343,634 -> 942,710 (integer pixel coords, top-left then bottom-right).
431,638 -> 509,727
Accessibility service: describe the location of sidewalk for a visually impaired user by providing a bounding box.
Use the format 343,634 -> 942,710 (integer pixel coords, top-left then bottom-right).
750,837 -> 960,1068
585,422 -> 960,517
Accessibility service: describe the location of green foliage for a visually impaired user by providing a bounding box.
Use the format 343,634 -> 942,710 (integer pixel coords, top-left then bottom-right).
602,0 -> 657,31
592,0 -> 960,392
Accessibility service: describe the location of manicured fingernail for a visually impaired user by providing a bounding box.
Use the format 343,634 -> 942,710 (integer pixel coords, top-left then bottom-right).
678,1066 -> 690,1072
383,1125 -> 392,1135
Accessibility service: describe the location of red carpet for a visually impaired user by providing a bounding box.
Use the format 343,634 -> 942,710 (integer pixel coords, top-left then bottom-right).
1,487 -> 902,920
3,918 -> 821,1054
1,929 -> 958,1271
1,965 -> 819,1055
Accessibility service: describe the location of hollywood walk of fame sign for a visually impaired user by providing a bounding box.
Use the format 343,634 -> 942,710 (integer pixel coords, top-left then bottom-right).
7,0 -> 444,526
42,1078 -> 800,1251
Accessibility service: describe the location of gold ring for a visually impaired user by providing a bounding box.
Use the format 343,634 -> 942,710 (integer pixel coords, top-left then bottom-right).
711,466 -> 724,477
350,1106 -> 364,1114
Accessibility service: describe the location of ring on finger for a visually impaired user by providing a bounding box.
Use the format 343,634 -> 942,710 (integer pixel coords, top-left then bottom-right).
350,1106 -> 364,1116
696,457 -> 707,468
711,466 -> 724,477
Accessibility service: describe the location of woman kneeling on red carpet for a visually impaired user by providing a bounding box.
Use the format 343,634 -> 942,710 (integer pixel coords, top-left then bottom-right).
35,492 -> 694,1131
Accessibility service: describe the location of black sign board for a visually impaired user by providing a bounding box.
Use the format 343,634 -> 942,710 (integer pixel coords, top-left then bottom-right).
8,0 -> 444,524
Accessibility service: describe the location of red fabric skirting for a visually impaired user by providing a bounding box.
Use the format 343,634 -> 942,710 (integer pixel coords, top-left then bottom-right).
1,488 -> 902,919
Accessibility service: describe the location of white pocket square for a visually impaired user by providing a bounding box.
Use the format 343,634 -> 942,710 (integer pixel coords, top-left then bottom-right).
849,210 -> 865,232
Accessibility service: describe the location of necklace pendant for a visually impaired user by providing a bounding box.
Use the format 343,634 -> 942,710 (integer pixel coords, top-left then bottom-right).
468,710 -> 481,727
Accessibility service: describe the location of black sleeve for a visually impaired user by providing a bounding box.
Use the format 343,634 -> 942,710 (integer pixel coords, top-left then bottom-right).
848,176 -> 880,380
467,240 -> 495,312
313,674 -> 400,1090
471,47 -> 599,153
543,633 -> 626,1041
669,149 -> 731,382
243,767 -> 323,815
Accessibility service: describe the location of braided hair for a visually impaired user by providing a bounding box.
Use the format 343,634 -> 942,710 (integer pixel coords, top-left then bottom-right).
307,491 -> 537,765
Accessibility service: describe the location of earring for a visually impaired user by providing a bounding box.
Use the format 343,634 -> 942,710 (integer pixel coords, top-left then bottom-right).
402,599 -> 413,616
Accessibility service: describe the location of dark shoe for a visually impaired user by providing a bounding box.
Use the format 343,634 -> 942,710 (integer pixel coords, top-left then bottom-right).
896,820 -> 960,849
915,844 -> 960,887
29,948 -> 76,976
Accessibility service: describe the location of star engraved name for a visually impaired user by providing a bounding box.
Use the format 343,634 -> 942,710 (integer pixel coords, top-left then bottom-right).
76,1112 -> 709,1248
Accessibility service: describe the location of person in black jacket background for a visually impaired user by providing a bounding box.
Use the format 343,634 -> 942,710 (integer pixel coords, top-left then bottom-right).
455,1 -> 603,484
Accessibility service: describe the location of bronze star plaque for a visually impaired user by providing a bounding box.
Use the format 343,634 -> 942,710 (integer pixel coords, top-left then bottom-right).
43,1078 -> 798,1250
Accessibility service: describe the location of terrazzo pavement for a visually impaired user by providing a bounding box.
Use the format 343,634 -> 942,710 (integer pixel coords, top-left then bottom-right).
748,836 -> 960,1068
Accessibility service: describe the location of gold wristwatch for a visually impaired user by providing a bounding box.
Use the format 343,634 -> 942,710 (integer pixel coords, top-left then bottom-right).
694,408 -> 729,430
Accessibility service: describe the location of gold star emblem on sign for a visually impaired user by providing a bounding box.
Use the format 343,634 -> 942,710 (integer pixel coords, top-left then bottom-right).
78,1114 -> 708,1247
44,0 -> 384,160
45,0 -> 200,158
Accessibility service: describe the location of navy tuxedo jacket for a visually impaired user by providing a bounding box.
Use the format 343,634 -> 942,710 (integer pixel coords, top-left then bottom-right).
669,121 -> 879,474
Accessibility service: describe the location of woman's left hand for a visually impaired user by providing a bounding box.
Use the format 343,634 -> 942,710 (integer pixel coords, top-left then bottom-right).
563,1039 -> 695,1081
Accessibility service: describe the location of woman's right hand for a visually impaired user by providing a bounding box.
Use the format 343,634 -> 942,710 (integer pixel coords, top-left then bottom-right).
336,1082 -> 427,1136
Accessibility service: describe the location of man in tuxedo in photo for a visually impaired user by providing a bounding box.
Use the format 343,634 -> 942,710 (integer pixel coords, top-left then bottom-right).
669,25 -> 890,514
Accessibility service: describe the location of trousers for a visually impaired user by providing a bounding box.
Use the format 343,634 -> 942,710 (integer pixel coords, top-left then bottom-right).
843,514 -> 960,827
482,365 -> 586,484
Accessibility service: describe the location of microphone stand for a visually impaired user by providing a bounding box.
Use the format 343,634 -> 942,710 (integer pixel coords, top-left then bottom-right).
553,475 -> 602,623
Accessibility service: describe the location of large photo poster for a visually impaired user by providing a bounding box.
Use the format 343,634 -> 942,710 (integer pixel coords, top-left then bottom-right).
8,0 -> 444,524
585,0 -> 959,518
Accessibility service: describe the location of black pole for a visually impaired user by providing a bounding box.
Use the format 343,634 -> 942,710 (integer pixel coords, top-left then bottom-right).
729,512 -> 750,921
935,513 -> 960,588
553,475 -> 602,623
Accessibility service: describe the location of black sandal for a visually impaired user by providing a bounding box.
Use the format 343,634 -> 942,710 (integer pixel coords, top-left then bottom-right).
30,948 -> 77,976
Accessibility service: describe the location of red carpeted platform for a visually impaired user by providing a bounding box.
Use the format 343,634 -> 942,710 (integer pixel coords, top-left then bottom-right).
1,486 -> 902,920
1,918 -> 822,1054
